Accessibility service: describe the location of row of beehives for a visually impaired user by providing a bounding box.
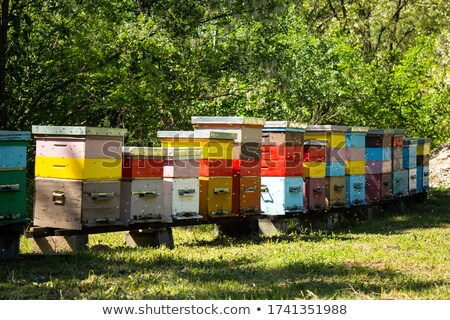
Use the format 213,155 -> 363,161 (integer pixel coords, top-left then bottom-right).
1,117 -> 431,232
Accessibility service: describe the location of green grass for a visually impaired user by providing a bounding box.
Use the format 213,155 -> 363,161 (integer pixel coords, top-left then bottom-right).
1,188 -> 449,300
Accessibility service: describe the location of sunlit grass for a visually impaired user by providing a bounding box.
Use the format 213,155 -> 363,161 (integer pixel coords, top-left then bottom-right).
3,188 -> 450,300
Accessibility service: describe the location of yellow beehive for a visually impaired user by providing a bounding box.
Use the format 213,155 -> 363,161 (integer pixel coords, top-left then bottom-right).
345,160 -> 366,175
199,177 -> 233,217
35,156 -> 122,180
303,162 -> 326,177
158,131 -> 236,160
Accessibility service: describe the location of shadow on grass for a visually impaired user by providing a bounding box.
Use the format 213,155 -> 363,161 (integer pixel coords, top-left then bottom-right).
183,188 -> 450,247
332,188 -> 450,236
1,189 -> 448,299
0,246 -> 446,299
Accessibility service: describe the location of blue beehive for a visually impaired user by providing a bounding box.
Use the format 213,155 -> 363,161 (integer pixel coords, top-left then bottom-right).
326,161 -> 346,176
392,171 -> 406,197
366,148 -> 392,161
346,175 -> 366,206
417,166 -> 424,193
403,138 -> 418,169
260,176 -> 303,215
345,127 -> 368,148
0,131 -> 30,170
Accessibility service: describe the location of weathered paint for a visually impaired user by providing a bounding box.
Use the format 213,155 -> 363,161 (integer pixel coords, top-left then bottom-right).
120,179 -> 166,225
303,177 -> 328,211
260,176 -> 304,215
199,177 -> 233,217
346,175 -> 366,206
163,178 -> 202,220
35,156 -> 122,180
0,170 -> 27,225
392,171 -> 406,197
232,176 -> 261,215
326,176 -> 346,208
33,178 -> 121,230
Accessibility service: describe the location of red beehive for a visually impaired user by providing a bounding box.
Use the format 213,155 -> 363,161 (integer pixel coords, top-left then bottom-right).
199,159 -> 233,177
303,142 -> 326,162
122,147 -> 165,179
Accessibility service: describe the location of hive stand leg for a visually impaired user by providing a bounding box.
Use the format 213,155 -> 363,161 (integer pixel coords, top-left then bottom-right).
31,235 -> 89,254
214,221 -> 256,238
337,209 -> 357,224
124,228 -> 174,249
414,192 -> 427,203
359,206 -> 380,221
297,214 -> 335,233
0,233 -> 20,261
258,218 -> 289,236
387,199 -> 406,214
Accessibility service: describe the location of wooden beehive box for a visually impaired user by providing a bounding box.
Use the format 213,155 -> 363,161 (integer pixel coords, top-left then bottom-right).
191,116 -> 265,144
303,177 -> 328,211
33,126 -> 127,180
0,131 -> 30,170
122,147 -> 164,179
346,175 -> 366,206
0,131 -> 31,226
403,138 -> 418,169
158,131 -> 236,160
199,177 -> 233,218
261,121 -> 306,146
392,171 -> 407,197
163,177 -> 202,220
261,144 -> 303,177
33,178 -> 121,230
345,127 -> 369,148
260,176 -> 304,215
325,176 -> 346,208
231,176 -> 261,215
120,178 -> 166,225
162,147 -> 201,178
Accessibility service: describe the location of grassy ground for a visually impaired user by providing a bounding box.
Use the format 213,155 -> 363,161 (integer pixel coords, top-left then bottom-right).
1,188 -> 449,300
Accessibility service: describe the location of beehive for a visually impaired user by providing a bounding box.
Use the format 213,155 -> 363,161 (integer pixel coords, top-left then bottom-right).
32,126 -> 127,229
161,147 -> 203,220
261,177 -> 304,215
120,147 -> 167,225
0,131 -> 31,227
192,116 -> 264,216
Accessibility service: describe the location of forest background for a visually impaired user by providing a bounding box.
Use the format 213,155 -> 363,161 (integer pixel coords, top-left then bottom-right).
0,0 -> 449,147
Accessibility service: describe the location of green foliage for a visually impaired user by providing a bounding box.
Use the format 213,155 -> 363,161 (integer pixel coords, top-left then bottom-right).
0,0 -> 449,147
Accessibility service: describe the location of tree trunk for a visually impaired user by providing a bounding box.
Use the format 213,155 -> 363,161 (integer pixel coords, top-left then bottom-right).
0,0 -> 9,129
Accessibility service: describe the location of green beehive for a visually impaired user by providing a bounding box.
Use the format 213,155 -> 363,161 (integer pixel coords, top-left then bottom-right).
0,170 -> 27,225
0,131 -> 31,227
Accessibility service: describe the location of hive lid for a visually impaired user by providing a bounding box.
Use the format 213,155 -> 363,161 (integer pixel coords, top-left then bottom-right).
32,125 -> 127,137
122,147 -> 165,157
306,125 -> 350,132
403,138 -> 419,145
191,116 -> 265,126
346,126 -> 369,133
303,140 -> 327,146
0,130 -> 31,141
416,138 -> 432,145
163,147 -> 202,158
367,128 -> 395,135
263,121 -> 307,130
393,129 -> 406,136
157,130 -> 237,140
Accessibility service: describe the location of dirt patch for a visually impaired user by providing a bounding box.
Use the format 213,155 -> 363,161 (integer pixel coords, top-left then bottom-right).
430,141 -> 450,188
